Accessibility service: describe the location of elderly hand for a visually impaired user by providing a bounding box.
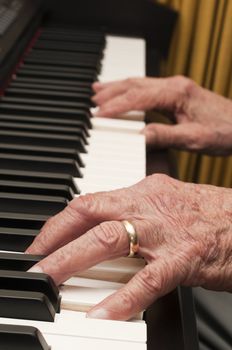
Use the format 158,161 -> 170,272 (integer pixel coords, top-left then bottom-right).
92,76 -> 232,155
27,174 -> 232,321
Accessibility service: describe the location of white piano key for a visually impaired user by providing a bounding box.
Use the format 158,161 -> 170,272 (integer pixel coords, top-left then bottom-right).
81,156 -> 145,168
75,257 -> 146,283
114,110 -> 146,122
45,333 -> 146,350
61,276 -> 142,320
99,36 -> 146,82
83,151 -> 145,163
60,277 -> 122,313
76,176 -> 143,191
91,116 -> 145,133
65,276 -> 124,289
81,169 -> 144,181
89,129 -> 144,140
0,309 -> 146,343
93,109 -> 145,122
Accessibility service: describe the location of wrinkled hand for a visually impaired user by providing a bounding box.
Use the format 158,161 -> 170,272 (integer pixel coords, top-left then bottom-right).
27,174 -> 232,320
92,76 -> 232,155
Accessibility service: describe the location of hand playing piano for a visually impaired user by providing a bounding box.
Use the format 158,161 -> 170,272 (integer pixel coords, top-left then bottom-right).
92,76 -> 232,155
27,173 -> 232,321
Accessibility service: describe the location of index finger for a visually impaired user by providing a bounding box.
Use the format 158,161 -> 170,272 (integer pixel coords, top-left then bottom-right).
92,80 -> 129,105
26,190 -> 132,256
92,80 -> 125,93
29,220 -> 131,285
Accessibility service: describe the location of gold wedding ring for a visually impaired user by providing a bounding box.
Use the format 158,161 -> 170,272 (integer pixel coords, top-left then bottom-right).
122,220 -> 139,258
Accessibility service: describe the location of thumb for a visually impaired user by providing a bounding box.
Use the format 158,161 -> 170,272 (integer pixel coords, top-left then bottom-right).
142,123 -> 203,150
87,257 -> 183,321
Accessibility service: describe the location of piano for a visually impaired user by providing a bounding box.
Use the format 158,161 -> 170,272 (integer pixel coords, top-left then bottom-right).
0,1 -> 199,349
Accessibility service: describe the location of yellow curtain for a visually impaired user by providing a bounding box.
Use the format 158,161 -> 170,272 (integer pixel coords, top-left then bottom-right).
156,0 -> 232,188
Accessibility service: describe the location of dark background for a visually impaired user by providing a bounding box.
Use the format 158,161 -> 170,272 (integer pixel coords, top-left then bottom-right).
45,0 -> 177,58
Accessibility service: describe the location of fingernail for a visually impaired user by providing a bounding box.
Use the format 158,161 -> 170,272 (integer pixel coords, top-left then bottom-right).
94,110 -> 100,117
28,265 -> 44,273
86,308 -> 109,320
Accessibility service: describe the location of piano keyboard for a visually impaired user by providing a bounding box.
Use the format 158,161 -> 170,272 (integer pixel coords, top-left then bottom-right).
0,24 -> 147,349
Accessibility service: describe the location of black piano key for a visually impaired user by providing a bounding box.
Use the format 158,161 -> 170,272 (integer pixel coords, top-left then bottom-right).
0,180 -> 74,200
0,131 -> 87,153
0,170 -> 79,194
0,96 -> 90,112
43,25 -> 104,33
21,63 -> 97,75
12,76 -> 91,88
6,87 -> 93,105
25,50 -> 100,63
0,270 -> 60,313
0,324 -> 50,350
42,26 -> 105,36
0,103 -> 92,128
24,56 -> 101,71
0,143 -> 85,168
40,30 -> 105,45
0,212 -> 47,230
0,114 -> 90,137
29,50 -> 100,62
10,80 -> 93,94
17,67 -> 97,83
0,253 -> 44,272
0,227 -> 39,252
0,192 -> 67,216
0,121 -> 88,144
0,289 -> 56,322
39,33 -> 105,45
0,153 -> 83,177
34,39 -> 103,54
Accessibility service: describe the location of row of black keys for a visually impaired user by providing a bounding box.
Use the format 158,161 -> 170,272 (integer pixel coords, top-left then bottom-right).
0,26 -> 105,180
0,253 -> 59,322
0,26 -> 106,349
0,252 -> 60,349
0,323 -> 49,350
0,27 -> 106,252
0,171 -> 79,252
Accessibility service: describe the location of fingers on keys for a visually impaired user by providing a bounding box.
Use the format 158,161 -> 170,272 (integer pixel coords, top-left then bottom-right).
29,220 -> 130,285
26,191 -> 126,256
87,256 -> 182,320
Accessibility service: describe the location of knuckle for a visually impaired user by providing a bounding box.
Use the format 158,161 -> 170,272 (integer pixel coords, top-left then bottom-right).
53,206 -> 78,231
170,75 -> 197,110
73,193 -> 95,208
69,193 -> 97,216
177,76 -> 197,100
50,249 -> 68,268
125,77 -> 136,86
125,88 -> 140,103
135,265 -> 164,296
31,231 -> 50,254
117,290 -> 136,314
187,128 -> 212,151
91,221 -> 122,253
173,75 -> 193,89
150,173 -> 172,185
